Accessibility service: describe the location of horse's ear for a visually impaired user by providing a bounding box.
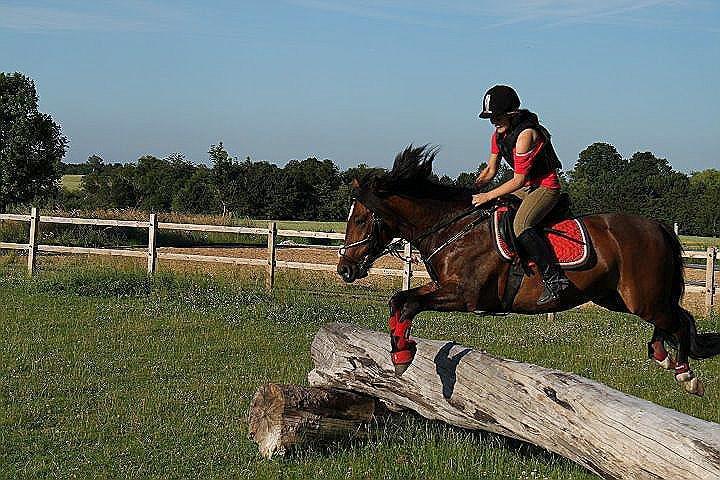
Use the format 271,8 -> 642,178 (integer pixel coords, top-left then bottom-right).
350,178 -> 360,189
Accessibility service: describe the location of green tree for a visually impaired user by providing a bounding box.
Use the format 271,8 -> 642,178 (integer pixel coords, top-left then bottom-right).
81,156 -> 140,209
135,154 -> 196,211
689,169 -> 720,236
172,166 -> 218,214
567,143 -> 627,214
282,158 -> 343,220
209,142 -> 238,216
0,72 -> 67,211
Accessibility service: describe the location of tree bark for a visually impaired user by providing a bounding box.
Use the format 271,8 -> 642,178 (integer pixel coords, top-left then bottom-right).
308,323 -> 720,480
247,383 -> 381,458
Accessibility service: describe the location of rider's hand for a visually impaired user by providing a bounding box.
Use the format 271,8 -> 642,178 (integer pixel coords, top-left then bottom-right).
472,192 -> 493,206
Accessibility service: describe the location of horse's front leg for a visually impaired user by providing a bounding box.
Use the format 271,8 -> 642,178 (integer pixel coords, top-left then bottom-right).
388,281 -> 462,376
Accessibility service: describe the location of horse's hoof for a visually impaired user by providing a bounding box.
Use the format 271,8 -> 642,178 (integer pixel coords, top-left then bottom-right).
394,363 -> 409,377
654,353 -> 676,370
676,371 -> 705,397
682,377 -> 705,397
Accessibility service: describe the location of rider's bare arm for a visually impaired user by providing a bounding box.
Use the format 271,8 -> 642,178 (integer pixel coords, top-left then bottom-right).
475,153 -> 499,186
471,128 -> 536,205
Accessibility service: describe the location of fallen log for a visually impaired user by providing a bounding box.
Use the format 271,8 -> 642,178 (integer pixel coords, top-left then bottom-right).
247,383 -> 383,458
308,323 -> 720,480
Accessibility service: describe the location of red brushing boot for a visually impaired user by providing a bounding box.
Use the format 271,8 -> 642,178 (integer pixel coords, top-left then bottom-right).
389,309 -> 416,376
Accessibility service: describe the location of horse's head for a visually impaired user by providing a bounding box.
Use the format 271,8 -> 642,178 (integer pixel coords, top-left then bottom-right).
337,145 -> 471,282
337,189 -> 396,283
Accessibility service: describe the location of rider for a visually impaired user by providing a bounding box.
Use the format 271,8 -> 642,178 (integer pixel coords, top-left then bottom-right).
471,84 -> 570,305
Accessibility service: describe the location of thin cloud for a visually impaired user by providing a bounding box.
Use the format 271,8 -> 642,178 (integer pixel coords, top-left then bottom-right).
287,0 -> 715,31
0,2 -> 183,33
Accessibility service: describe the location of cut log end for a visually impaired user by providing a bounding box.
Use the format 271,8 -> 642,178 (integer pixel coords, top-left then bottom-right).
247,383 -> 381,459
247,383 -> 289,458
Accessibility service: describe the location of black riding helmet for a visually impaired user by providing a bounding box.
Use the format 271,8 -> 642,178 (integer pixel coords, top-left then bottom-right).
478,85 -> 520,119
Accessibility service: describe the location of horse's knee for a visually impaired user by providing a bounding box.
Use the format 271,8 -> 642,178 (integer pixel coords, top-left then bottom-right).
389,293 -> 405,314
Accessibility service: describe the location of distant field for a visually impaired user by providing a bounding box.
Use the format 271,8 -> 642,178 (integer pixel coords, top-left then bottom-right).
60,174 -> 83,192
680,235 -> 720,249
246,219 -> 346,233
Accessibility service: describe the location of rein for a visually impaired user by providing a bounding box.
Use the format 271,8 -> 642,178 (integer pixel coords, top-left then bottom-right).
339,201 -> 495,272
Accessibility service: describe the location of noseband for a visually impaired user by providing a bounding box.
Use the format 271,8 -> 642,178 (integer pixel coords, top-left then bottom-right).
338,213 -> 387,273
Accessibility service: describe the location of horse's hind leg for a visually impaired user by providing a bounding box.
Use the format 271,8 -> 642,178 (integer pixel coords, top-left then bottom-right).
621,294 -> 704,395
673,311 -> 705,396
592,293 -> 677,371
648,326 -> 675,370
646,310 -> 704,396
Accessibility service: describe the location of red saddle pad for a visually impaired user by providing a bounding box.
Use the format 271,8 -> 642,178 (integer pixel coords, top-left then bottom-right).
492,208 -> 590,268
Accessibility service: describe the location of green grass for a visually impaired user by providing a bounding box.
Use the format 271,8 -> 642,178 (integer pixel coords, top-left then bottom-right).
244,219 -> 346,233
1,261 -> 719,479
680,235 -> 720,250
61,174 -> 84,192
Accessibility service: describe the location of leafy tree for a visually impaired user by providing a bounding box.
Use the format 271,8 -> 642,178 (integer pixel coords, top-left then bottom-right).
61,162 -> 93,175
135,154 -> 195,211
0,72 -> 67,211
81,155 -> 139,209
209,142 -> 238,216
282,158 -> 343,220
233,159 -> 282,218
172,166 -> 218,214
566,143 -> 627,214
455,170 -> 478,189
689,169 -> 720,236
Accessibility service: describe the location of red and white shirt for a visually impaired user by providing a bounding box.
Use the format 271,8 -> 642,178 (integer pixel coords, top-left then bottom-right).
491,131 -> 560,189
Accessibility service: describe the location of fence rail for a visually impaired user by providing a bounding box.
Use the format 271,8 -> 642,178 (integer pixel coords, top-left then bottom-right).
0,209 -> 716,313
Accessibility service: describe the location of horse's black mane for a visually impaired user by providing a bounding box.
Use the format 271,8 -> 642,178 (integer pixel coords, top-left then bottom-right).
360,145 -> 474,201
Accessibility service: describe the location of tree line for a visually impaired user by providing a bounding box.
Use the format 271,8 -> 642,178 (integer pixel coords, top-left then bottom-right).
2,71 -> 719,236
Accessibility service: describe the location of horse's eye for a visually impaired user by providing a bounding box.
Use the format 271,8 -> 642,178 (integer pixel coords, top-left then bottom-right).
355,216 -> 366,225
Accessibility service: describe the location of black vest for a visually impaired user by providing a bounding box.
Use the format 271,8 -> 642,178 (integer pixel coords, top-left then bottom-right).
496,110 -> 562,179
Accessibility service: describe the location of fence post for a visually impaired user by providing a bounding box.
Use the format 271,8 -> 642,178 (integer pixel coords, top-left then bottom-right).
266,221 -> 277,290
147,213 -> 157,274
707,247 -> 717,314
402,241 -> 412,290
27,207 -> 39,275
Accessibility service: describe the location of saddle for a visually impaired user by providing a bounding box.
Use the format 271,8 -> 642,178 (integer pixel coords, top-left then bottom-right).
492,193 -> 592,311
491,193 -> 592,270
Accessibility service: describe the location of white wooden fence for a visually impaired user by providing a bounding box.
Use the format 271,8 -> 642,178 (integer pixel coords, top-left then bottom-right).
0,209 -> 717,313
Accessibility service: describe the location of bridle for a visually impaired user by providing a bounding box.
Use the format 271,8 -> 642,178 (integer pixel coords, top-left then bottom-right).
338,212 -> 390,273
338,200 -> 497,274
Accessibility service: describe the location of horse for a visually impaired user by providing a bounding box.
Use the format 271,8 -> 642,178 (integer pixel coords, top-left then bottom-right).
337,145 -> 720,396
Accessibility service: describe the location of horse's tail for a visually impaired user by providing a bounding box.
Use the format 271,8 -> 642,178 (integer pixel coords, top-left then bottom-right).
659,222 -> 720,359
679,307 -> 720,360
658,221 -> 685,305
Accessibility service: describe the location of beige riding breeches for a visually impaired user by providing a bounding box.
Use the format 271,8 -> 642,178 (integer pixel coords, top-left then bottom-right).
512,186 -> 561,237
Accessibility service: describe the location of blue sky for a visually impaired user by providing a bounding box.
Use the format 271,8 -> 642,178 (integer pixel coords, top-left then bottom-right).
2,0 -> 718,175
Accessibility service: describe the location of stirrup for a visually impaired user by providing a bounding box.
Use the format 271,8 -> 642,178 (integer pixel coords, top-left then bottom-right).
537,275 -> 569,306
537,286 -> 559,306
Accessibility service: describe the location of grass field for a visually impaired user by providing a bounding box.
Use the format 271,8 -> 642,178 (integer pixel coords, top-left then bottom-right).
679,234 -> 720,249
1,257 -> 719,479
60,174 -> 84,192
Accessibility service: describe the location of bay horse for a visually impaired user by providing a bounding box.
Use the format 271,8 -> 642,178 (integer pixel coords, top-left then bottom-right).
337,145 -> 720,396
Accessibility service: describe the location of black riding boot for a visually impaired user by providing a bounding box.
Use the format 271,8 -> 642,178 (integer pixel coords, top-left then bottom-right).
516,228 -> 570,306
